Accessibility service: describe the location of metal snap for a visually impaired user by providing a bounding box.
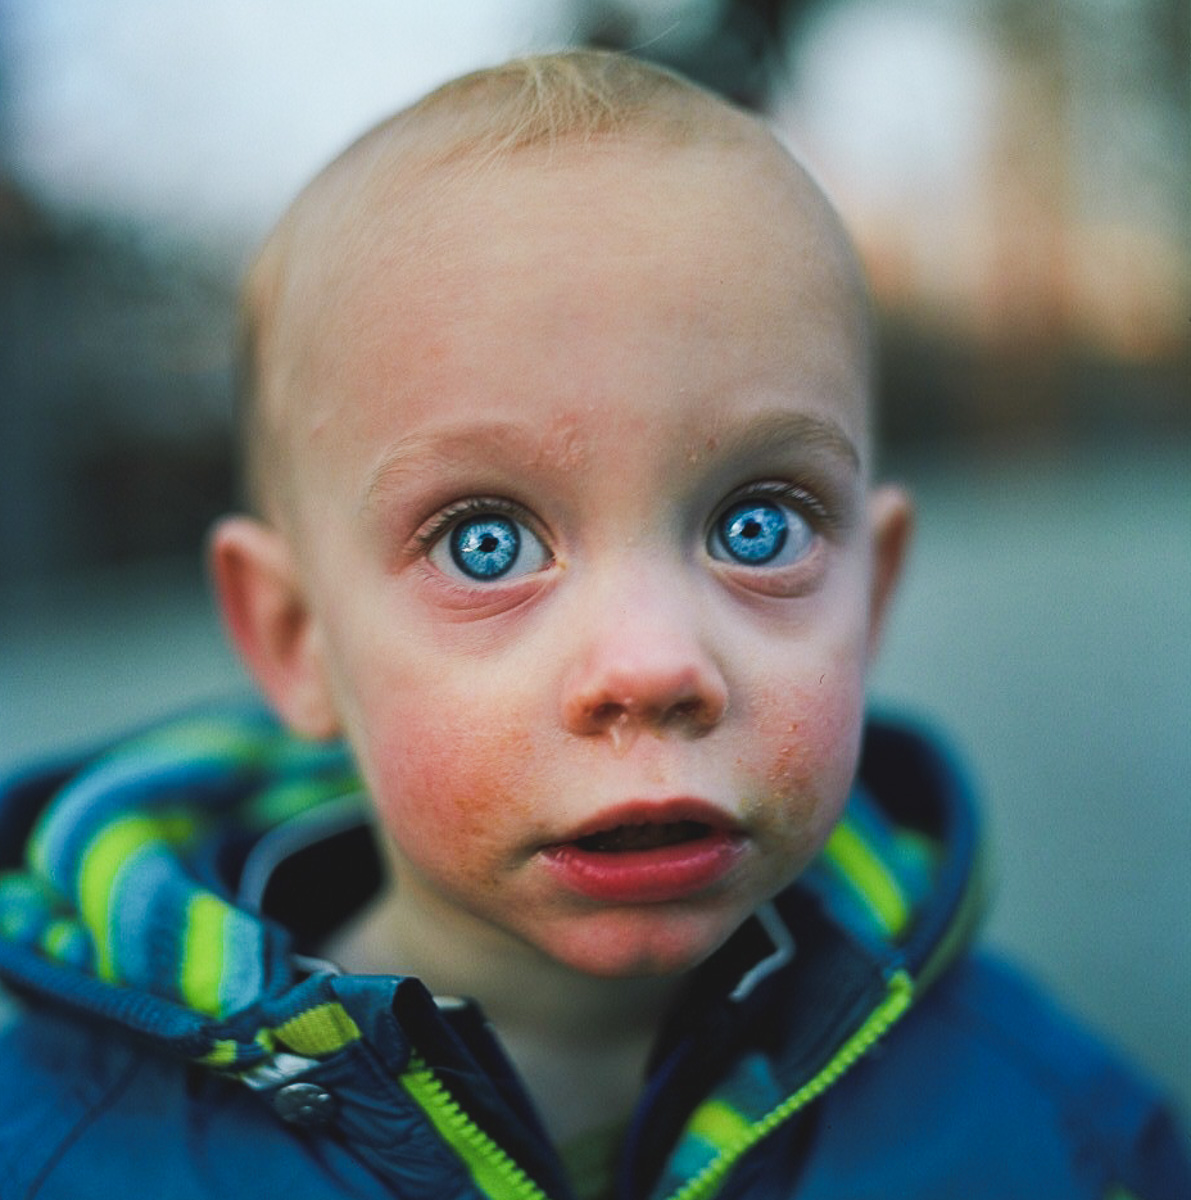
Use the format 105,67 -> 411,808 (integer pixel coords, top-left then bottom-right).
273,1081 -> 336,1127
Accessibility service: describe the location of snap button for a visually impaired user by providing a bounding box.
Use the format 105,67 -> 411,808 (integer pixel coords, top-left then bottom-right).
273,1081 -> 336,1127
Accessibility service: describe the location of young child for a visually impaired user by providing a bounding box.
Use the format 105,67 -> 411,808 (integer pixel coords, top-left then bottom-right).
0,50 -> 1186,1200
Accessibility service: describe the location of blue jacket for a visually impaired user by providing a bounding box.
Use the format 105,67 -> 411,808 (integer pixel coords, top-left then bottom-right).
0,705 -> 1186,1199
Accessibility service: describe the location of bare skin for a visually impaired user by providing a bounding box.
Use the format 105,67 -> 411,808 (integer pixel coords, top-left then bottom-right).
324,870 -> 678,1142
212,131 -> 911,1144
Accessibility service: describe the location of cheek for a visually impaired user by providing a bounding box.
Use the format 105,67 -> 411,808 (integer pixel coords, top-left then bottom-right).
353,688 -> 544,873
742,663 -> 867,846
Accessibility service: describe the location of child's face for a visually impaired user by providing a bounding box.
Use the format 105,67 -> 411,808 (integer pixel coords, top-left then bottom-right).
231,140 -> 907,978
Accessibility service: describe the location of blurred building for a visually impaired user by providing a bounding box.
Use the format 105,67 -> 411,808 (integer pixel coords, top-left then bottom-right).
0,176 -> 235,584
592,0 -> 1191,446
0,0 -> 1188,584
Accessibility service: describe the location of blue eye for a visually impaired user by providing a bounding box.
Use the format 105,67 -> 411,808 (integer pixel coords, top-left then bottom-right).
429,510 -> 550,582
710,498 -> 814,567
452,516 -> 519,578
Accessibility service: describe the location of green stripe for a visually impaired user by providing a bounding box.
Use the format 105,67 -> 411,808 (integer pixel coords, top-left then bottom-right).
685,1100 -> 752,1153
821,822 -> 909,936
400,1058 -> 552,1200
273,1002 -> 363,1057
245,775 -> 361,828
128,720 -> 272,765
180,892 -> 230,1015
41,917 -> 82,961
77,814 -> 187,981
666,970 -> 914,1200
915,839 -> 989,994
200,1039 -> 242,1068
200,1030 -> 276,1069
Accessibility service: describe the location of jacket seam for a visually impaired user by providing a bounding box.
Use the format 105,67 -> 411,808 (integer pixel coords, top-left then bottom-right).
24,1053 -> 146,1200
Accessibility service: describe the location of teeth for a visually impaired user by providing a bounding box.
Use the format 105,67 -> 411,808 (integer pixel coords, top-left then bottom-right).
576,821 -> 710,853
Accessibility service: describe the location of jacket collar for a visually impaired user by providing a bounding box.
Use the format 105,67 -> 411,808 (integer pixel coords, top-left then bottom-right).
0,703 -> 984,1197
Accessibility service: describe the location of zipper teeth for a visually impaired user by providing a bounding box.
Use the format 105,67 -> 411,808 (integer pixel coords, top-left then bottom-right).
402,970 -> 912,1200
664,970 -> 915,1200
402,1057 -> 554,1200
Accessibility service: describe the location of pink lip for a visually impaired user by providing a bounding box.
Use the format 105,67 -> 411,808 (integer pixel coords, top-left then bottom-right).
540,799 -> 747,904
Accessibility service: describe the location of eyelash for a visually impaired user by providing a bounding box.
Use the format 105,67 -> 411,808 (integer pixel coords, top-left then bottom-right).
414,496 -> 545,553
714,481 -> 834,533
410,480 -> 837,568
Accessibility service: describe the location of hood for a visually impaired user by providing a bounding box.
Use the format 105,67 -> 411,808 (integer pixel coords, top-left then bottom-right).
0,703 -> 363,1067
0,701 -> 984,1075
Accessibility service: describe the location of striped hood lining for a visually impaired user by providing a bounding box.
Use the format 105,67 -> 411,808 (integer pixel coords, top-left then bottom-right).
0,705 -> 361,1066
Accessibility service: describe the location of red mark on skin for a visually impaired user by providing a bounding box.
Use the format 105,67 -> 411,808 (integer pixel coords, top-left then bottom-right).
686,434 -> 721,466
742,675 -> 864,828
529,420 -> 588,473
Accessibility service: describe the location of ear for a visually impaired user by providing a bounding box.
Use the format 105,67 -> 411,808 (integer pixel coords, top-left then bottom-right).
207,515 -> 341,739
865,485 -> 914,660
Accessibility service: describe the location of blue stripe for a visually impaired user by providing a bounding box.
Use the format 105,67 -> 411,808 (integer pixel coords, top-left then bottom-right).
108,846 -> 188,994
218,908 -> 267,1016
34,759 -> 250,891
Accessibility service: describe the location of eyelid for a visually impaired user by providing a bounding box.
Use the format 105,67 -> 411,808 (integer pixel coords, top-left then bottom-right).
414,495 -> 546,552
712,480 -> 834,532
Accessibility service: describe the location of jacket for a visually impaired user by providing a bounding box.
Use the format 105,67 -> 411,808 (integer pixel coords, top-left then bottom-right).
0,702 -> 1186,1199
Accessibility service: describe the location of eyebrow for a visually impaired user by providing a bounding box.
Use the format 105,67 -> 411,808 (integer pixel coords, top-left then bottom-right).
715,409 -> 863,474
360,407 -> 863,513
360,420 -> 548,512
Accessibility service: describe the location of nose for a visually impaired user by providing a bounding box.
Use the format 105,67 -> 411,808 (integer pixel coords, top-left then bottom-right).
561,581 -> 728,738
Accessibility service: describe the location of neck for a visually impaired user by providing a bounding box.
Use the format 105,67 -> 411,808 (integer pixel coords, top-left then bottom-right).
324,871 -> 685,1143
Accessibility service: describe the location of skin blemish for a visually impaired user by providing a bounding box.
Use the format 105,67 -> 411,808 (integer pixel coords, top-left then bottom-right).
531,419 -> 588,474
686,435 -> 720,466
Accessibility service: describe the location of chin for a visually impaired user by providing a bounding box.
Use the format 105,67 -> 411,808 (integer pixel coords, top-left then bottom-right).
533,905 -> 749,980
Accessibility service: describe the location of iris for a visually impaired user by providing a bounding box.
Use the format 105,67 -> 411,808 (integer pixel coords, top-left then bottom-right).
450,516 -> 521,579
717,501 -> 790,565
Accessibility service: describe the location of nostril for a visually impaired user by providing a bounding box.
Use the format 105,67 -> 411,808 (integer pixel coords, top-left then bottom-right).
668,697 -> 721,731
592,701 -> 623,724
564,661 -> 728,738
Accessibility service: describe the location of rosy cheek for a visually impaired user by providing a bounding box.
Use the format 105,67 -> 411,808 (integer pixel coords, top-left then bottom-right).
743,671 -> 866,843
359,697 -> 542,872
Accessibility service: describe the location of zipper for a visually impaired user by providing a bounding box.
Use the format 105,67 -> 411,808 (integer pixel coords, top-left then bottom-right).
400,1055 -> 557,1200
661,969 -> 914,1200
400,969 -> 912,1200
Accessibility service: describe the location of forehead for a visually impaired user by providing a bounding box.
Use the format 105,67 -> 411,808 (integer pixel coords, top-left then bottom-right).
271,135 -> 872,509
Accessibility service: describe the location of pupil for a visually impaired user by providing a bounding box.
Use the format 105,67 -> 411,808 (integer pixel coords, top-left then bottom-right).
451,516 -> 520,579
721,501 -> 787,564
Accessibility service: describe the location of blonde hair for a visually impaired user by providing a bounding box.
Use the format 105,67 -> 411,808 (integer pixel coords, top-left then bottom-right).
392,49 -> 750,163
236,52 -> 780,516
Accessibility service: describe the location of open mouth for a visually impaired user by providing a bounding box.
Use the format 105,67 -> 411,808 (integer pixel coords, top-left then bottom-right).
573,820 -> 712,853
541,802 -> 745,903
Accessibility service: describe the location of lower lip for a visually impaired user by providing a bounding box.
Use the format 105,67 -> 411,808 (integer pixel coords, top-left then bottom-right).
540,832 -> 746,904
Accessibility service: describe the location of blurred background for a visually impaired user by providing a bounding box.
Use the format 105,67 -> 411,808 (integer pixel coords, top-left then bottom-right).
1,0 -> 1187,1119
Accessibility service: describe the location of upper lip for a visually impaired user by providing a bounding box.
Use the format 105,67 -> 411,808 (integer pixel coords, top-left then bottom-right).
550,798 -> 742,845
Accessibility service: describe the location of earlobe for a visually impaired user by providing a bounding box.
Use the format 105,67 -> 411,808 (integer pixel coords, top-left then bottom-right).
207,516 -> 341,739
866,485 -> 914,659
